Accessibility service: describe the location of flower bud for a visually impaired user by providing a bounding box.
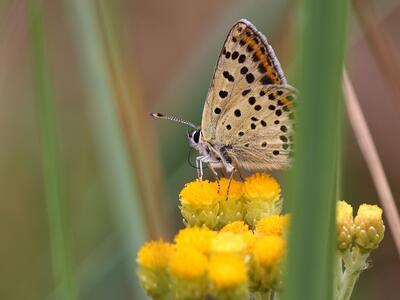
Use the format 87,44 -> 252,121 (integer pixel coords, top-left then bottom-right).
336,201 -> 354,251
353,204 -> 385,252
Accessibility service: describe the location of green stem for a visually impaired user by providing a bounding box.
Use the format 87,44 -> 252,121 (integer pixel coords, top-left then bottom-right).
335,252 -> 343,297
337,250 -> 369,300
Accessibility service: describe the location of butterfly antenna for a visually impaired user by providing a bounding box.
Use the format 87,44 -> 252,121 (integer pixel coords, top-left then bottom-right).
149,112 -> 197,129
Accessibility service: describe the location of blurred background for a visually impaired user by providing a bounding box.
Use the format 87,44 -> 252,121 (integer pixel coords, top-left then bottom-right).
1,0 -> 399,299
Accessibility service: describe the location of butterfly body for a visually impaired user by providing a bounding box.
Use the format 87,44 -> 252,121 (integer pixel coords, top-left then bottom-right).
152,19 -> 296,180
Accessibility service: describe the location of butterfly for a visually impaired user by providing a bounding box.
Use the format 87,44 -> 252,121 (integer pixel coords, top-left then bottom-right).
151,19 -> 296,183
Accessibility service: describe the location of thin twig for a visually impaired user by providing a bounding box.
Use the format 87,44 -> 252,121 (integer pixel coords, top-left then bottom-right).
343,70 -> 400,257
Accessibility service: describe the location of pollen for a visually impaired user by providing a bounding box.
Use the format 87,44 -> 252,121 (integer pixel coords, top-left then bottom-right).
253,235 -> 286,266
208,253 -> 248,289
174,226 -> 217,255
136,240 -> 175,270
179,179 -> 220,209
255,214 -> 290,237
169,248 -> 208,278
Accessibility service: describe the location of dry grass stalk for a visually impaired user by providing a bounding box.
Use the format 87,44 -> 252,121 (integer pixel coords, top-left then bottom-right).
343,70 -> 400,256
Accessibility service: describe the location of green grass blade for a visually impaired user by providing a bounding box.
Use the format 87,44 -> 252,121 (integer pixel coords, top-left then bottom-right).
284,1 -> 348,300
64,1 -> 149,298
29,1 -> 77,299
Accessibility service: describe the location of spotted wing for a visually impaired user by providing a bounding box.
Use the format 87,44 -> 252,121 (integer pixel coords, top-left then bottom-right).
216,85 -> 296,170
201,19 -> 286,142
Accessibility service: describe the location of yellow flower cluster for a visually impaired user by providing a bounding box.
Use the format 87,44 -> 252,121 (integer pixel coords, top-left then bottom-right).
336,201 -> 385,252
137,215 -> 289,300
179,173 -> 282,229
137,173 -> 386,300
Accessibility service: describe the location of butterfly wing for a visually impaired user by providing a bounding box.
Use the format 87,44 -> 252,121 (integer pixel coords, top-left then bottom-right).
201,19 -> 286,143
216,85 -> 296,170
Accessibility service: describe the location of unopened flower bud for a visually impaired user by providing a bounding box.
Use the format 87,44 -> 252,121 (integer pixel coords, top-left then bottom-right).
353,204 -> 385,252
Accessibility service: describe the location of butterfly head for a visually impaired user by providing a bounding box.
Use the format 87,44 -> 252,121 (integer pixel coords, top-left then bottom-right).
186,128 -> 202,149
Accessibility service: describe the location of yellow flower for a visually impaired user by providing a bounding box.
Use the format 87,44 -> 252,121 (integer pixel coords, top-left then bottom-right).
179,179 -> 221,228
253,235 -> 286,266
255,214 -> 290,237
243,173 -> 281,202
353,204 -> 385,252
218,178 -> 243,200
179,179 -> 220,209
242,173 -> 283,226
217,178 -> 245,227
208,253 -> 249,300
251,235 -> 286,290
336,201 -> 354,251
221,221 -> 249,234
210,232 -> 247,254
175,226 -> 217,255
169,248 -> 208,278
136,240 -> 174,270
220,221 -> 256,254
136,241 -> 174,299
169,248 -> 208,300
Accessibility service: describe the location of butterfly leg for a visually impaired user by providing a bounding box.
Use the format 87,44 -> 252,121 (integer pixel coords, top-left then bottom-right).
225,167 -> 236,201
208,164 -> 221,193
196,156 -> 205,180
195,156 -> 202,179
196,155 -> 211,180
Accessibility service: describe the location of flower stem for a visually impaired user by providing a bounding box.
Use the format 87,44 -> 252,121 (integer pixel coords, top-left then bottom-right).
337,250 -> 369,300
335,252 -> 343,298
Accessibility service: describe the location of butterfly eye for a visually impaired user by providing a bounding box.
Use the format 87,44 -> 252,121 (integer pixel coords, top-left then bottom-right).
193,130 -> 201,143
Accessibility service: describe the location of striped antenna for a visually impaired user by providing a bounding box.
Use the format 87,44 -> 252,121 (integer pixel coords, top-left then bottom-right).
149,112 -> 198,129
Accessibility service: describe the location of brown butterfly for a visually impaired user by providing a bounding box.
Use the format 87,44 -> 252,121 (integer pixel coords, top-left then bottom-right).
151,19 -> 296,184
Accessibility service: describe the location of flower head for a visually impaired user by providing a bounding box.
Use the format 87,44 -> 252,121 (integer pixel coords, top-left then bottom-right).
336,201 -> 354,251
136,241 -> 174,299
169,248 -> 208,279
217,178 -> 245,227
175,226 -> 217,255
168,247 -> 208,300
136,240 -> 174,270
210,232 -> 247,254
251,235 -> 286,290
221,221 -> 249,234
179,180 -> 221,228
208,253 -> 248,300
255,214 -> 290,237
242,173 -> 283,226
353,204 -> 385,252
253,235 -> 286,266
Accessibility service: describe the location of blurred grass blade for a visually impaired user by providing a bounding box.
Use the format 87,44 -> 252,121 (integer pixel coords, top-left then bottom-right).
343,70 -> 400,256
284,1 -> 348,300
29,1 -> 77,299
64,1 -> 149,298
96,0 -> 170,239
